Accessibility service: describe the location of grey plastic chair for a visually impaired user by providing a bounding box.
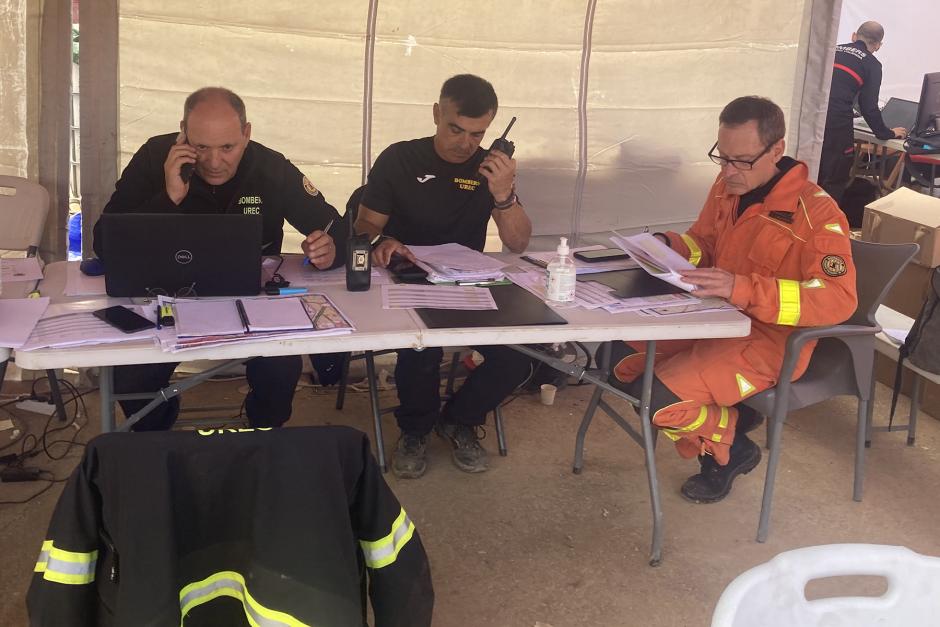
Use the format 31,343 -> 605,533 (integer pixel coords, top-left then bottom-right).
743,239 -> 918,543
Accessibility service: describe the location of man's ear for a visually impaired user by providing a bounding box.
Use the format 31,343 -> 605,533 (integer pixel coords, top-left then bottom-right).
432,102 -> 440,126
243,122 -> 252,141
772,138 -> 786,163
850,32 -> 858,43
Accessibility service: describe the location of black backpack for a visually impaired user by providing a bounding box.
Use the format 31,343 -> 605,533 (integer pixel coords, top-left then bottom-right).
890,266 -> 940,421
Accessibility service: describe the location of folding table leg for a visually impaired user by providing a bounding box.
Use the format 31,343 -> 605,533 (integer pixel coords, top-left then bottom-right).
0,358 -> 8,391
637,341 -> 663,566
335,353 -> 351,410
572,342 -> 610,474
365,352 -> 387,473
100,366 -> 115,432
854,397 -> 868,502
46,369 -> 69,423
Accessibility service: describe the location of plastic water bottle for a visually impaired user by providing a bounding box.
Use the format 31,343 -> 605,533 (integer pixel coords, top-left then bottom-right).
546,237 -> 576,305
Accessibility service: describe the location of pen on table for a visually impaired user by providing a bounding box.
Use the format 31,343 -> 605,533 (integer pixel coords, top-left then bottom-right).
155,305 -> 162,330
266,286 -> 308,296
304,218 -> 335,266
455,278 -> 511,287
311,305 -> 326,329
235,298 -> 250,332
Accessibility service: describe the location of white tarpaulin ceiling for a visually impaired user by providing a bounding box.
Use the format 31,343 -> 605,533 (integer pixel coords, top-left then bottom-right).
117,1 -> 819,241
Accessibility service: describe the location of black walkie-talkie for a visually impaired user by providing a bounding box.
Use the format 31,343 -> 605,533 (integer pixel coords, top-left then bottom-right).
489,116 -> 517,158
346,234 -> 372,292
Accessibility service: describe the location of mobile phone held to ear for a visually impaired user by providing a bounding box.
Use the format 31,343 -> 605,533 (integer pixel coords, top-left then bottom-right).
180,162 -> 195,184
93,305 -> 156,333
573,248 -> 630,263
489,116 -> 516,158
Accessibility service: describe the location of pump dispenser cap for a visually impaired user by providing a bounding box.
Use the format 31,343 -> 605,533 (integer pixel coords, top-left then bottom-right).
558,237 -> 569,255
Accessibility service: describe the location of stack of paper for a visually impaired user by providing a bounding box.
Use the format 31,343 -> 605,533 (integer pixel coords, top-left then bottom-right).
409,243 -> 507,284
609,233 -> 695,291
161,294 -> 354,352
18,305 -> 157,351
1,257 -> 43,283
0,298 -> 50,349
506,271 -> 618,310
381,284 -> 498,310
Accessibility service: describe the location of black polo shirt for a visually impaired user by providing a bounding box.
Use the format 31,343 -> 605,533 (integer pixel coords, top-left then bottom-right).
825,40 -> 894,140
361,137 -> 494,251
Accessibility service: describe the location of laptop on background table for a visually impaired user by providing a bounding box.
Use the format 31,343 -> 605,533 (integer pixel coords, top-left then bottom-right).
854,97 -> 919,133
98,213 -> 263,297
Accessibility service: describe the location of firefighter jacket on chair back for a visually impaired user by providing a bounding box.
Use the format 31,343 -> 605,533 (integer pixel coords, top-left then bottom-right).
26,426 -> 434,627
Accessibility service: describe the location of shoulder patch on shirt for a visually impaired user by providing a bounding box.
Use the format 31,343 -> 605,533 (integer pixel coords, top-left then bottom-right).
824,223 -> 845,235
302,176 -> 319,197
821,255 -> 847,277
769,210 -> 794,224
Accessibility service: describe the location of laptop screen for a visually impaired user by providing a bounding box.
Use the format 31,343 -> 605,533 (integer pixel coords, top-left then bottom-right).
99,213 -> 263,297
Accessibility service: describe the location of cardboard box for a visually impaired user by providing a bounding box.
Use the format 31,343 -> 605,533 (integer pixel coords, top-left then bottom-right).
883,262 -> 932,319
862,187 -> 940,268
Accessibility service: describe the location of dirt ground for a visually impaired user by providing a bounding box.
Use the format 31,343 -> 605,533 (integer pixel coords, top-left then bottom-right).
2,371 -> 940,626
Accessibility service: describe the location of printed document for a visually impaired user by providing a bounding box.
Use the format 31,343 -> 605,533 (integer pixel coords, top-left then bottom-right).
610,233 -> 696,291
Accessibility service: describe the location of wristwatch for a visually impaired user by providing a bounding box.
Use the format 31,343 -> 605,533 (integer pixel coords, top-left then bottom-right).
493,188 -> 519,210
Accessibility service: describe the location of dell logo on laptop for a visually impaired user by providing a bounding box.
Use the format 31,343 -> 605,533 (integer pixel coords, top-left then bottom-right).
174,250 -> 194,265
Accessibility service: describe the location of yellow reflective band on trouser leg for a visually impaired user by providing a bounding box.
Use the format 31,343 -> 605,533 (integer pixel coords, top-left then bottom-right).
359,507 -> 416,569
680,234 -> 702,266
179,570 -> 310,627
776,278 -> 801,326
711,407 -> 730,442
36,541 -> 98,585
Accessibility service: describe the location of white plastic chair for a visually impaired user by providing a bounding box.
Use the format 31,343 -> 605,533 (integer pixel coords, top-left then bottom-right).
712,544 -> 940,627
0,175 -> 50,256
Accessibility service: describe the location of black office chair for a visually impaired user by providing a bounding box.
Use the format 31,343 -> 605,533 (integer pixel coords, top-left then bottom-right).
743,239 -> 918,542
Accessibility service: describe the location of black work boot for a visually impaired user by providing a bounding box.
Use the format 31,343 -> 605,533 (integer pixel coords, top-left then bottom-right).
435,423 -> 489,473
680,434 -> 761,503
391,434 -> 428,479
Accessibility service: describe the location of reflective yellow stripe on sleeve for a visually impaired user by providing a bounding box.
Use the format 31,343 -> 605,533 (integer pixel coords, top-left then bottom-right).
711,407 -> 731,442
359,507 -> 416,569
680,234 -> 702,267
34,541 -> 98,585
179,570 -> 309,627
776,279 -> 801,326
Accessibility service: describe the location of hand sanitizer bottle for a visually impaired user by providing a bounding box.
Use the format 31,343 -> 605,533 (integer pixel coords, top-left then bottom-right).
546,236 -> 576,305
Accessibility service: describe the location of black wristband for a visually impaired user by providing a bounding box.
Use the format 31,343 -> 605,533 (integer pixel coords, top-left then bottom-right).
493,191 -> 519,210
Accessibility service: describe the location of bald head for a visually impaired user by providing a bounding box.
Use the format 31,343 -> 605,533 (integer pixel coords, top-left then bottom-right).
854,21 -> 885,50
182,87 -> 247,131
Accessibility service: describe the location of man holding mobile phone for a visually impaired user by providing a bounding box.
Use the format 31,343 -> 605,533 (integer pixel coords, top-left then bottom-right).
91,87 -> 345,431
353,75 -> 533,479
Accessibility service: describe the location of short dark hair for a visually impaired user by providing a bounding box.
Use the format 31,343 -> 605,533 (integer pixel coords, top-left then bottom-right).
439,74 -> 498,118
182,87 -> 248,130
719,96 -> 786,146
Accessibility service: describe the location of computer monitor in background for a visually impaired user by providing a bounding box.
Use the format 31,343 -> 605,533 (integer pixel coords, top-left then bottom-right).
914,72 -> 940,134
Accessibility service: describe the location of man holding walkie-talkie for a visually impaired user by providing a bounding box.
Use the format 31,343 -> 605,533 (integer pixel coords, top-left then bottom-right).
354,74 -> 533,479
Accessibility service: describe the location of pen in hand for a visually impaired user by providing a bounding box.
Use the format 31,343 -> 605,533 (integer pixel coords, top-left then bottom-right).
304,218 -> 335,266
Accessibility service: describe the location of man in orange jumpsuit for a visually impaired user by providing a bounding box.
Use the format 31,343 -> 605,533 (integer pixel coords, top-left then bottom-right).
611,96 -> 858,503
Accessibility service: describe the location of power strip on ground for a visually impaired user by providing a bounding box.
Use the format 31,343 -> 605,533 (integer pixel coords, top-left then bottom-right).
15,400 -> 58,416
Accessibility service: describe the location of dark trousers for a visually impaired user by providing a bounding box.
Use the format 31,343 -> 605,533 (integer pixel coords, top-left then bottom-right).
606,342 -> 752,458
113,355 -> 303,431
394,345 -> 532,436
818,125 -> 856,206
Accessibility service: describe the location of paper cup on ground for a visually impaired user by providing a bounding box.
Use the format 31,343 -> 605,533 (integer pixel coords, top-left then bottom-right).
540,384 -> 557,405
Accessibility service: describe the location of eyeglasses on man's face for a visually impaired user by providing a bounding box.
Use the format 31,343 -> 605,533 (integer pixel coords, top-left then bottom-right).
707,140 -> 778,171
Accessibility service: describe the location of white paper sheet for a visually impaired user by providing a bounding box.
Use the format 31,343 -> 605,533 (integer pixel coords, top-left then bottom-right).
884,328 -> 909,345
602,293 -> 701,314
381,284 -> 498,310
174,300 -> 246,337
272,254 -> 389,287
0,257 -> 42,283
0,297 -> 50,348
18,306 -> 157,351
65,261 -> 107,296
610,233 -> 695,291
240,297 -> 314,332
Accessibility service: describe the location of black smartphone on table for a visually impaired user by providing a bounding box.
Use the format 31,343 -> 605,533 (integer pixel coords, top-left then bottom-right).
573,248 -> 630,263
93,305 -> 156,333
388,254 -> 428,283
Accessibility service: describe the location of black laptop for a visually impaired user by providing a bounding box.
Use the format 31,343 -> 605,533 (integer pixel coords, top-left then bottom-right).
98,213 -> 263,297
854,97 -> 919,132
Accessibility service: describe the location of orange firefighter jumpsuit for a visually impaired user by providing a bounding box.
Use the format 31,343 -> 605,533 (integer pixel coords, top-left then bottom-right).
614,161 -> 858,464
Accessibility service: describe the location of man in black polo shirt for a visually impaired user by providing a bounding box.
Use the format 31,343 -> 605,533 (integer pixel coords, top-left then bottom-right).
93,87 -> 344,430
354,74 -> 533,478
819,20 -> 906,204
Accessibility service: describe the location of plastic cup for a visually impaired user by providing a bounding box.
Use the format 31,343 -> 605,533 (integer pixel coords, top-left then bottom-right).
540,383 -> 557,406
